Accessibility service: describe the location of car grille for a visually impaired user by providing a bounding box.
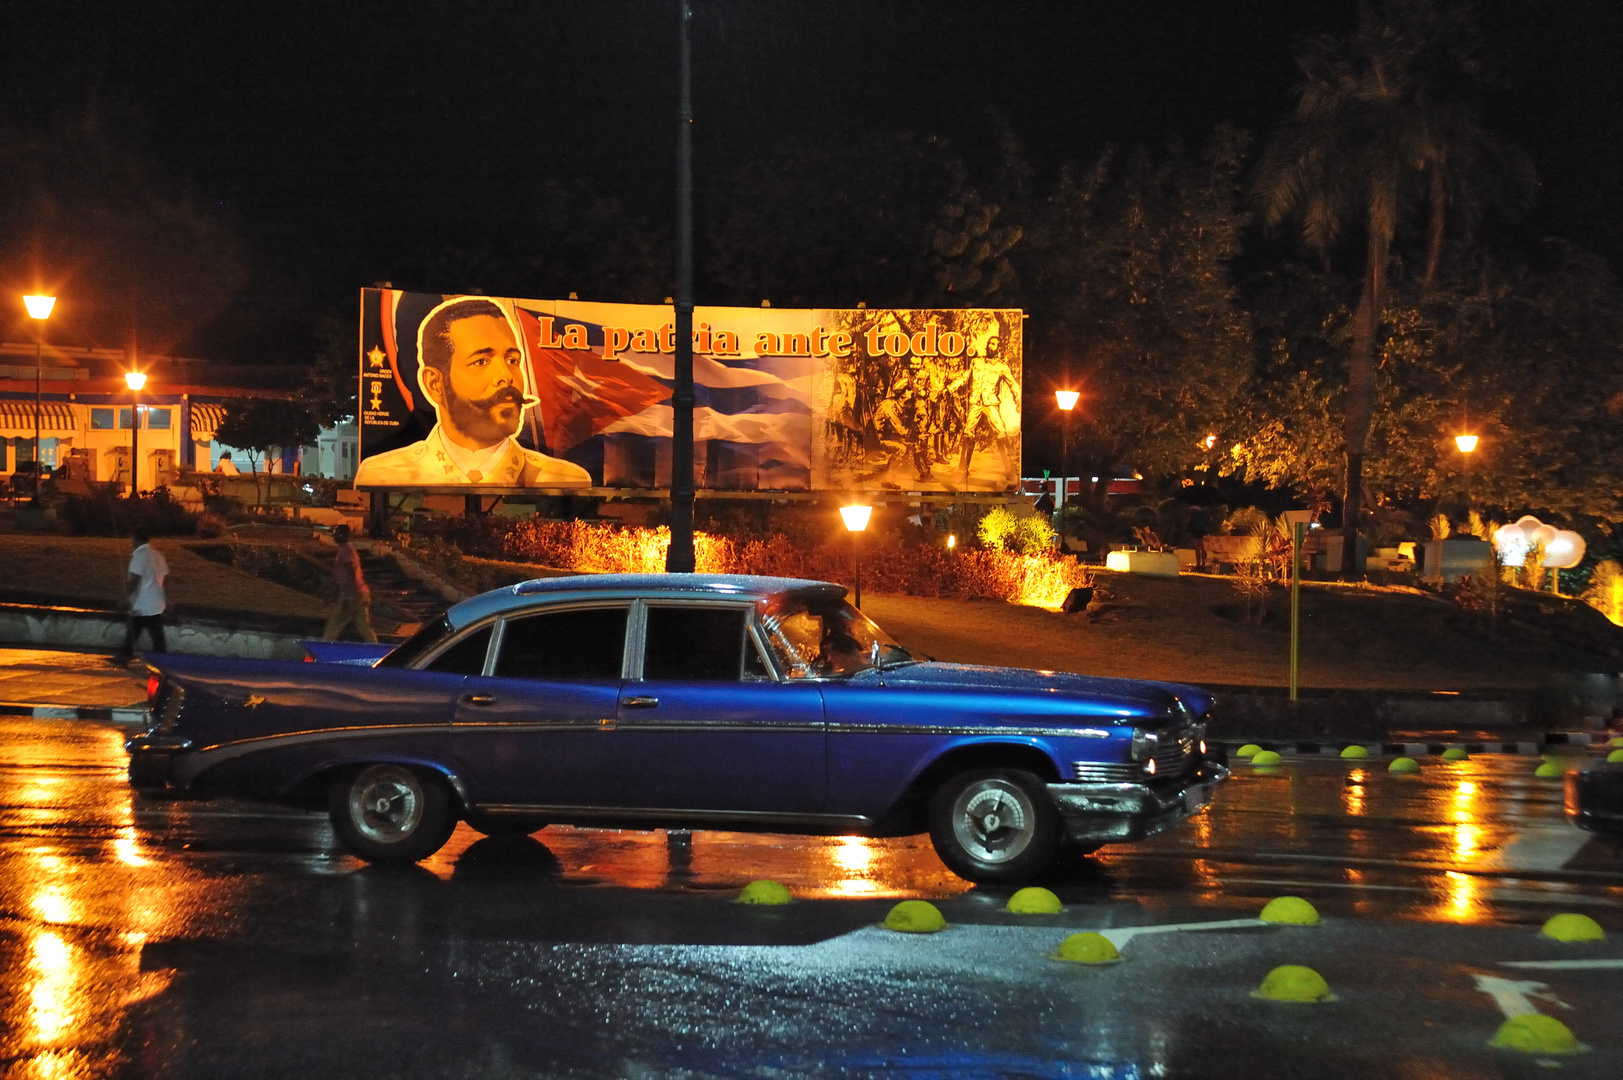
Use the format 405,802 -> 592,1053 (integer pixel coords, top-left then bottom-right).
1072,726 -> 1198,784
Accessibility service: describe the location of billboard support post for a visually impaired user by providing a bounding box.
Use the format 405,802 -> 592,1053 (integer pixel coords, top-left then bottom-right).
666,0 -> 697,573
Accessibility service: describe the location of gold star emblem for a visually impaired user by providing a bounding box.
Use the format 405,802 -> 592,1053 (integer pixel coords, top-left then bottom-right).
369,381 -> 383,410
367,346 -> 387,369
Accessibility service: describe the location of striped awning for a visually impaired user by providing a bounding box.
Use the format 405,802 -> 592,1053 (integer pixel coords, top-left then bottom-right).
190,402 -> 227,440
0,402 -> 76,435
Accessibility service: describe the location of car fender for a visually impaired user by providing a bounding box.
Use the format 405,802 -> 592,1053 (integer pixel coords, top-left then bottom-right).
867,736 -> 1068,835
280,754 -> 475,816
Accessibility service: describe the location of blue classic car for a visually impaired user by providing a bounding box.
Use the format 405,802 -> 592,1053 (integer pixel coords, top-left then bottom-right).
127,574 -> 1228,883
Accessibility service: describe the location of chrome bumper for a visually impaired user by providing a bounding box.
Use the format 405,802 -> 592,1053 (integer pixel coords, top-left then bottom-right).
1046,762 -> 1229,846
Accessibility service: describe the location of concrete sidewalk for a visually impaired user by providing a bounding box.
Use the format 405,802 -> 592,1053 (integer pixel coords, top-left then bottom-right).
0,647 -> 149,721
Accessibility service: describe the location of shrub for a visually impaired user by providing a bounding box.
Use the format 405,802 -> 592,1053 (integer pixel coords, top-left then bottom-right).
57,488 -> 198,537
976,507 -> 1057,555
1582,560 -> 1623,627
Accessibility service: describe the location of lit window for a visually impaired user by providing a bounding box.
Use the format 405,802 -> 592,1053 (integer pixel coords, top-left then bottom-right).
90,408 -> 115,430
146,408 -> 172,430
118,408 -> 139,430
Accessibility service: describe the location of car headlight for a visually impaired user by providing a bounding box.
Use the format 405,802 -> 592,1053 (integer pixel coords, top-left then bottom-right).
1130,729 -> 1159,762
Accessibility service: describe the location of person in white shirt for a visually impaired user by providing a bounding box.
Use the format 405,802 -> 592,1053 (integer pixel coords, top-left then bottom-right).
118,529 -> 170,662
215,452 -> 240,475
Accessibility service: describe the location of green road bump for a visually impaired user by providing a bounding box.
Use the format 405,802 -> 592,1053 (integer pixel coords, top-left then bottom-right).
1534,761 -> 1564,779
1489,1014 -> 1582,1055
1236,743 -> 1263,758
1608,736 -> 1623,748
1006,887 -> 1063,915
1259,896 -> 1320,925
1251,965 -> 1335,1003
1442,747 -> 1470,761
1388,756 -> 1421,774
1608,749 -> 1623,763
736,879 -> 792,906
1339,744 -> 1369,759
1250,750 -> 1284,766
1051,932 -> 1121,965
1541,913 -> 1606,942
884,900 -> 947,933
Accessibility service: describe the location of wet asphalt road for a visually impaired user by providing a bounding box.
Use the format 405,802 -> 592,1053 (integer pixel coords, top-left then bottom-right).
2,715 -> 1621,1079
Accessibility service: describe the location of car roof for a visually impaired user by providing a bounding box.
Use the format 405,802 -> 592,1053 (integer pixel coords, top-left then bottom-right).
445,573 -> 847,629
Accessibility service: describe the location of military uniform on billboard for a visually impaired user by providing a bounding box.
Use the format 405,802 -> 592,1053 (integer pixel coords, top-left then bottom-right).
354,425 -> 591,487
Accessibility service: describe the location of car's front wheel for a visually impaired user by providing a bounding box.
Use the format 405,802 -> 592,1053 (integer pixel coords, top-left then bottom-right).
927,768 -> 1062,884
328,764 -> 456,864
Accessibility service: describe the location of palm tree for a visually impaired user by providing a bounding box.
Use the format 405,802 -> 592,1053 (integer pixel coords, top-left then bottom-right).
1253,1 -> 1531,573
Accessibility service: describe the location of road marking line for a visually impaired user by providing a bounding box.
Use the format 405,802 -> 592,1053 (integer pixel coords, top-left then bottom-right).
1473,974 -> 1570,1018
1098,918 -> 1269,951
1500,959 -> 1623,970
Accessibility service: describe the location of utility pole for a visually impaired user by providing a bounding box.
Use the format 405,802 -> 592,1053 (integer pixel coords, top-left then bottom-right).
665,0 -> 697,573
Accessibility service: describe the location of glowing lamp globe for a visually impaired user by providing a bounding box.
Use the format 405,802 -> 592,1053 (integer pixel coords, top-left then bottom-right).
23,294 -> 56,320
840,505 -> 873,533
125,371 -> 147,391
1054,390 -> 1080,412
1455,434 -> 1478,453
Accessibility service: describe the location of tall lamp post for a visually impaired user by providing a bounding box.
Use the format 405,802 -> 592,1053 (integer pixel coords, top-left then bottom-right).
1054,390 -> 1079,515
126,370 -> 147,495
1456,433 -> 1479,510
23,295 -> 56,503
840,504 -> 873,609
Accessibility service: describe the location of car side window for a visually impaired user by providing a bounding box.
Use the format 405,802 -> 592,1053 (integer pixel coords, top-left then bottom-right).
642,606 -> 751,681
496,606 -> 628,681
422,624 -> 492,675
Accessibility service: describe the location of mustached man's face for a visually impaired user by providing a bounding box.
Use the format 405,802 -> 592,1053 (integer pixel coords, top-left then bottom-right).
424,314 -> 527,449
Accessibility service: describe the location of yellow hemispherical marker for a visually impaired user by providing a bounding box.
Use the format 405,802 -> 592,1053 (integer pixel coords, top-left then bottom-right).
1006,887 -> 1063,915
1051,932 -> 1120,964
1340,745 -> 1369,759
1541,913 -> 1605,942
1389,756 -> 1420,774
1534,761 -> 1563,779
1252,965 -> 1333,1002
1259,896 -> 1320,925
1442,747 -> 1469,761
1488,1014 -> 1580,1054
736,879 -> 792,905
1236,743 -> 1262,758
1607,736 -> 1623,748
1608,749 -> 1623,763
884,900 -> 947,933
1251,750 -> 1283,766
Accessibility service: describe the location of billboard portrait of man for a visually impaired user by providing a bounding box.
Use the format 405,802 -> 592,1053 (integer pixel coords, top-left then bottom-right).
354,297 -> 592,488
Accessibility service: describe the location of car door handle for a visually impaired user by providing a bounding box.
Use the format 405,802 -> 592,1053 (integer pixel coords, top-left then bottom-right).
620,695 -> 659,708
461,694 -> 497,707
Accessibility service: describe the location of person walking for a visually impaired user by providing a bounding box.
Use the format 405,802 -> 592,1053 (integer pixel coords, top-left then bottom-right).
118,529 -> 169,663
323,524 -> 376,643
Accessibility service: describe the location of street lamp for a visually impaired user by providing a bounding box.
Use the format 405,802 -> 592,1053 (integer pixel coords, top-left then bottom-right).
1456,433 -> 1478,508
1054,390 -> 1079,512
840,504 -> 873,609
23,295 -> 56,503
126,370 -> 147,496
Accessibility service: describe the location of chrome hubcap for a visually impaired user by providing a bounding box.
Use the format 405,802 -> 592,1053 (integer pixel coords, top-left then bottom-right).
951,779 -> 1034,864
348,765 -> 423,844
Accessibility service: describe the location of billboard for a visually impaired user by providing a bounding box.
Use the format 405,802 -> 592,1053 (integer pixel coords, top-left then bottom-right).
356,288 -> 1021,493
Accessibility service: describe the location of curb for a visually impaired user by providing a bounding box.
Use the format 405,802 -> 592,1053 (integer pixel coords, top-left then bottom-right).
0,700 -> 147,725
1218,735 -> 1614,757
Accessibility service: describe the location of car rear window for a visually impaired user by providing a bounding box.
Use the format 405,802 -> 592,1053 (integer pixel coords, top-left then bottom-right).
642,605 -> 750,681
496,606 -> 629,681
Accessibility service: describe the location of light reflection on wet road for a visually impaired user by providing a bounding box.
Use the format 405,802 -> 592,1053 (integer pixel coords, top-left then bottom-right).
2,715 -> 1620,1078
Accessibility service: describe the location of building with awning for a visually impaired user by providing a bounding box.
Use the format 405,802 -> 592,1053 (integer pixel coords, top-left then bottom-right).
0,341 -> 339,490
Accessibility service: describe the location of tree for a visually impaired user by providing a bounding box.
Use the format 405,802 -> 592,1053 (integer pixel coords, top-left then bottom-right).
1251,0 -> 1532,571
1022,127 -> 1254,511
303,316 -> 359,429
215,398 -> 321,507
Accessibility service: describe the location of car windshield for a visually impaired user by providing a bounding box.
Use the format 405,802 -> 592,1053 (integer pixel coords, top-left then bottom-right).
760,593 -> 912,679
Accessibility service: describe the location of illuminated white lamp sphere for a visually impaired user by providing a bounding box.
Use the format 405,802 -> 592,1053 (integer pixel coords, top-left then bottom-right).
1544,529 -> 1586,569
23,294 -> 56,320
1455,434 -> 1478,453
125,371 -> 147,391
840,505 -> 873,533
1054,390 -> 1080,411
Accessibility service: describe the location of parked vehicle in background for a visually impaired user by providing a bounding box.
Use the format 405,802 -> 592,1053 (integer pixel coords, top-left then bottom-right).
1566,766 -> 1623,839
128,574 -> 1228,883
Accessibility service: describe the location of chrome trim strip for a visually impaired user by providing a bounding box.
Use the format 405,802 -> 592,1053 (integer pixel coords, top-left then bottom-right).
174,724 -> 450,780
475,803 -> 874,830
829,722 -> 1122,739
450,719 -> 826,734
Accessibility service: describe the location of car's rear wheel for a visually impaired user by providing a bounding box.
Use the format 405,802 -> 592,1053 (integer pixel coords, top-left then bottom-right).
328,764 -> 456,864
927,768 -> 1062,884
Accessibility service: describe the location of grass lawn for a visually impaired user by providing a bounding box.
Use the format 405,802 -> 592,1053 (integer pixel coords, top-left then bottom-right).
0,534 -> 328,623
866,570 -> 1622,692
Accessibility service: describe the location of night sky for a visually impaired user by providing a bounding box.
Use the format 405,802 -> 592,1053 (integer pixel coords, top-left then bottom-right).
1,1 -> 1617,361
